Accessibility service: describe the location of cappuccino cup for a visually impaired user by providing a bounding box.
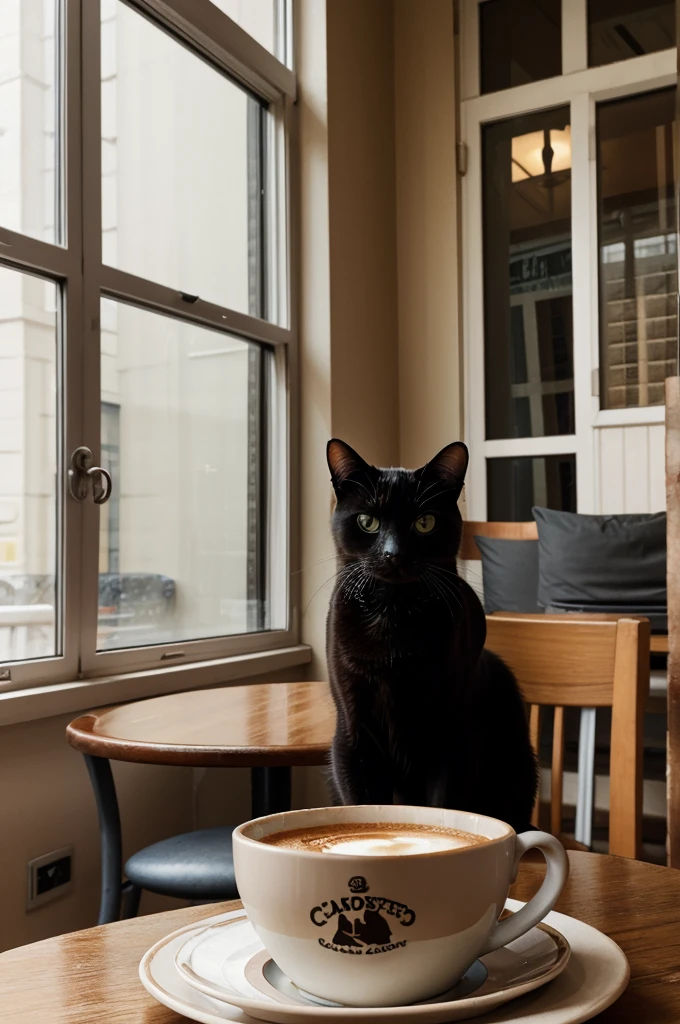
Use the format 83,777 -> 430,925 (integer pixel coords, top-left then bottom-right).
232,804 -> 568,1007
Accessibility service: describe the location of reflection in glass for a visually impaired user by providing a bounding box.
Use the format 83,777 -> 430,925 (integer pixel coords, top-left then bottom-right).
598,88 -> 677,409
480,0 -> 561,95
101,0 -> 266,315
483,107 -> 574,440
588,0 -> 675,68
0,0 -> 60,242
487,455 -> 577,521
98,300 -> 271,651
0,266 -> 59,661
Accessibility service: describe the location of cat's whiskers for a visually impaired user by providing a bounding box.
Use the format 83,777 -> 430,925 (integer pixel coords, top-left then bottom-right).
426,566 -> 464,613
424,571 -> 457,621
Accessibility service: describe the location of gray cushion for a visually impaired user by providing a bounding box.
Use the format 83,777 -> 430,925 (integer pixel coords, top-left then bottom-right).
533,507 -> 667,610
474,536 -> 540,613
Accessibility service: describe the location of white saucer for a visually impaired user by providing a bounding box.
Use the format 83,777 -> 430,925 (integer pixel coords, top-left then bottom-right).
139,899 -> 629,1024
173,909 -> 568,1020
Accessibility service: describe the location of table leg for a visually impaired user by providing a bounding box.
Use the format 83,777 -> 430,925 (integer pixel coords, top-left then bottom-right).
251,767 -> 292,818
83,754 -> 123,925
575,708 -> 596,848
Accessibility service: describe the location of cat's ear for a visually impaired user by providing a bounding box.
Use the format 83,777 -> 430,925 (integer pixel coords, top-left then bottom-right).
418,442 -> 469,498
327,439 -> 374,494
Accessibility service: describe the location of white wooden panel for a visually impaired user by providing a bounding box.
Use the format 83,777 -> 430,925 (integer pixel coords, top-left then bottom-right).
623,426 -> 650,513
598,428 -> 625,513
648,423 -> 666,512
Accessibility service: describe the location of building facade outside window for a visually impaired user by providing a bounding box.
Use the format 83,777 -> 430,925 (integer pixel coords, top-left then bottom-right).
460,0 -> 674,521
0,0 -> 296,688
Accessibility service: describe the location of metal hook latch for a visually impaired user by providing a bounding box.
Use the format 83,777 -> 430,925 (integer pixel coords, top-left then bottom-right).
68,446 -> 113,505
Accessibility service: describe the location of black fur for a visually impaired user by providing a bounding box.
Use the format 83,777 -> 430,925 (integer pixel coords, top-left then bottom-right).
325,439 -> 538,833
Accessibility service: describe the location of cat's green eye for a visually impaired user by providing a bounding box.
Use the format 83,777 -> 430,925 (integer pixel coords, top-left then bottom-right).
414,514 -> 435,535
357,514 -> 380,534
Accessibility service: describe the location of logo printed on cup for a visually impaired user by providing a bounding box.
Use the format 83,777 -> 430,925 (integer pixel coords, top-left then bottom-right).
309,877 -> 416,955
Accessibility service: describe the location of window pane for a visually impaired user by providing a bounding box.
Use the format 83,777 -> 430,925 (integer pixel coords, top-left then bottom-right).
480,0 -> 561,94
483,107 -> 574,440
208,0 -> 280,58
588,0 -> 675,67
0,266 -> 59,662
487,455 -> 577,521
0,0 -> 60,242
98,300 -> 271,651
101,0 -> 266,316
598,88 -> 677,409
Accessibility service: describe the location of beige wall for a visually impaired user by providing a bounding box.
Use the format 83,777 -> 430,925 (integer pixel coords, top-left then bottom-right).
0,664 -> 306,953
394,0 -> 463,469
298,0 -> 462,686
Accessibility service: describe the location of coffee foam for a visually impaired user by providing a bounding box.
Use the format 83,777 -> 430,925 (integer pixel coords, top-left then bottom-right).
259,821 -> 488,856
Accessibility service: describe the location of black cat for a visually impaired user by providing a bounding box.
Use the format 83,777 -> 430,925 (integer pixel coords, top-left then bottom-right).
325,438 -> 537,833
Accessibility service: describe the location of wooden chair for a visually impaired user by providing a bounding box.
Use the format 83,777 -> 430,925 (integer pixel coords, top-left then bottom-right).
459,520 -> 538,561
485,613 -> 650,859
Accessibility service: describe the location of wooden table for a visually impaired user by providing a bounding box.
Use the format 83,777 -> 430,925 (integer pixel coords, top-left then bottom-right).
66,681 -> 335,923
2,852 -> 679,1022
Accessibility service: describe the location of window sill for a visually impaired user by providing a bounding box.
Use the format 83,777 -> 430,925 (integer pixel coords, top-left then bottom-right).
0,644 -> 312,728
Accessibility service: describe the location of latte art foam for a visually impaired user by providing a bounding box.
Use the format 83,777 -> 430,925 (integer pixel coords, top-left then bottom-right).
260,821 -> 488,856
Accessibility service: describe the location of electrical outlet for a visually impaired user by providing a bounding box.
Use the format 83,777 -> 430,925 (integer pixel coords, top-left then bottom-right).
27,846 -> 73,910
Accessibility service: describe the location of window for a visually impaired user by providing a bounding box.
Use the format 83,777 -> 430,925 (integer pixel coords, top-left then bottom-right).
461,1 -> 675,520
597,88 -> 677,409
588,0 -> 675,67
483,106 -> 574,440
0,0 -> 295,689
479,0 -> 562,94
487,454 -> 576,520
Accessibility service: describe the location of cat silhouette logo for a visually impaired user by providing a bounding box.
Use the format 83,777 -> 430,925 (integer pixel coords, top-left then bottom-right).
310,878 -> 416,956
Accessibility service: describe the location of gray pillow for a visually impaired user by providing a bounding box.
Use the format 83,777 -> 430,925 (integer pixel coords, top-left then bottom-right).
474,536 -> 540,613
533,507 -> 667,610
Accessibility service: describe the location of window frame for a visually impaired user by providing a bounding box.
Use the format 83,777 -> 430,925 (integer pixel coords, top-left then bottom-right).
459,0 -> 675,520
0,0 -> 299,691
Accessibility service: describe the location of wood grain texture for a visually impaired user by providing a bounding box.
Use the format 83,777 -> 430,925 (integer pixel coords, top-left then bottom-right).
551,706 -> 564,837
486,614 -> 649,859
529,703 -> 541,828
66,682 -> 335,767
1,853 -> 679,1023
486,615 -> 620,706
666,377 -> 680,867
458,520 -> 538,561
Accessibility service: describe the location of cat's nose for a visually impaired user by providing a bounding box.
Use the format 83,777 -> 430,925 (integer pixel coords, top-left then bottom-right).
383,550 -> 404,566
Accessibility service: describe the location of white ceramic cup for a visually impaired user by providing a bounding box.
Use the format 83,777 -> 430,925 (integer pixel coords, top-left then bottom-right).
232,804 -> 568,1008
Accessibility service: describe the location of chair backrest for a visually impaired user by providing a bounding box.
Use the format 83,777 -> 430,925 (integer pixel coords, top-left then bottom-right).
485,613 -> 650,859
459,520 -> 538,561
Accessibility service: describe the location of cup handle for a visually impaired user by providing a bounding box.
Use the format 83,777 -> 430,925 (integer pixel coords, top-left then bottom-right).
480,831 -> 568,956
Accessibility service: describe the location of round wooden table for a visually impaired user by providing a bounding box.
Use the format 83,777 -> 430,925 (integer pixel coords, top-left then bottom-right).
2,852 -> 678,1022
66,681 -> 335,923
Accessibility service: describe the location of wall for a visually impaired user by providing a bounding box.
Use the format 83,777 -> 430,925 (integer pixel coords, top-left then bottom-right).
394,0 -> 463,469
297,0 -> 464,683
0,664 -> 303,953
597,424 -> 666,513
297,0 -> 404,687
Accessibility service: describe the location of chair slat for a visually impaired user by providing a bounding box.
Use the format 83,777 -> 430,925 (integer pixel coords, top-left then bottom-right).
486,616 -> 617,705
609,618 -> 649,859
551,707 -> 564,836
529,704 -> 541,828
458,521 -> 538,561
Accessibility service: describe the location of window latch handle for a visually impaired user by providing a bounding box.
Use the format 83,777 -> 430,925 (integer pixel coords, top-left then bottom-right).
68,446 -> 113,505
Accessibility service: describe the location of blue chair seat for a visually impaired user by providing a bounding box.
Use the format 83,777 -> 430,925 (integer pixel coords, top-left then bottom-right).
125,826 -> 238,900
